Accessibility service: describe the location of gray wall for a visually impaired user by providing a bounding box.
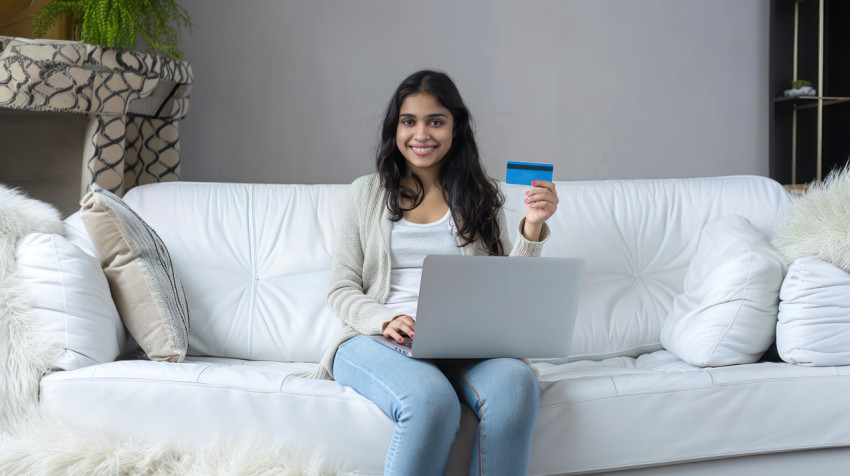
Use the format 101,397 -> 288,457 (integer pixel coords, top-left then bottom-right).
0,110 -> 88,217
177,0 -> 770,185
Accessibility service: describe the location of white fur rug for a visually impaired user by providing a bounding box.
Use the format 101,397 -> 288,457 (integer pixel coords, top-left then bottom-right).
0,185 -> 342,475
0,416 -> 339,475
773,166 -> 850,271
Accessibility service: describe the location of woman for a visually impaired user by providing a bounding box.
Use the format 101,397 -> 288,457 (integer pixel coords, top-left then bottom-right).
316,70 -> 558,475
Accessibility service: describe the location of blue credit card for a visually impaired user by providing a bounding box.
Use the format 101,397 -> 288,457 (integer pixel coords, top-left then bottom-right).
505,161 -> 554,186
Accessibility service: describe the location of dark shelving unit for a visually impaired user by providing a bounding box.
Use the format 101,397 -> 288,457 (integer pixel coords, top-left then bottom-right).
770,0 -> 850,187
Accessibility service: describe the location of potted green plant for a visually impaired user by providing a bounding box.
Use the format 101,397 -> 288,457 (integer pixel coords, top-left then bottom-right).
784,79 -> 817,98
29,0 -> 192,60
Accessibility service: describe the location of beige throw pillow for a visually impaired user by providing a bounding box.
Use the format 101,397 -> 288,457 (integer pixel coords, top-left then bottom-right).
80,184 -> 189,362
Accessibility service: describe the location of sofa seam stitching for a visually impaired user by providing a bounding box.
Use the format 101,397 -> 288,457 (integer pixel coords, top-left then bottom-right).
248,184 -> 256,359
42,376 -> 358,400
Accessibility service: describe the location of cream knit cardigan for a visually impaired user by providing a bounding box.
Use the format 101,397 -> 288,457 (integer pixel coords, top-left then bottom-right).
304,174 -> 550,380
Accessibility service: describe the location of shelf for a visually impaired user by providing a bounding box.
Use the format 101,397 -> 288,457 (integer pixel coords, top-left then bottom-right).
783,183 -> 809,197
774,95 -> 850,109
769,0 -> 850,185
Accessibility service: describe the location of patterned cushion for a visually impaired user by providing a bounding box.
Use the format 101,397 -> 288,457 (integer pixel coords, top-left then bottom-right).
80,184 -> 189,362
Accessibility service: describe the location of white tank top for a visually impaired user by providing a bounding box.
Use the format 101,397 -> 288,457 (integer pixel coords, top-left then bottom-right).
385,209 -> 462,319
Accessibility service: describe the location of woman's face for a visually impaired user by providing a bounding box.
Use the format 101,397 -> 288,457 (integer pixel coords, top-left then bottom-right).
395,93 -> 454,175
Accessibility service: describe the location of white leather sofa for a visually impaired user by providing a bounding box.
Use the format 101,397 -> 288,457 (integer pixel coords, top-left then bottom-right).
17,176 -> 850,475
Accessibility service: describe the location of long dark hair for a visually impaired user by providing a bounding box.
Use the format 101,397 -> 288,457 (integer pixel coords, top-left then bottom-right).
376,70 -> 505,256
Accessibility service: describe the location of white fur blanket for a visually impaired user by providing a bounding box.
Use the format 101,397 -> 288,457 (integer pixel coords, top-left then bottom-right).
0,185 -> 340,475
773,165 -> 850,271
0,185 -> 64,435
0,417 -> 337,475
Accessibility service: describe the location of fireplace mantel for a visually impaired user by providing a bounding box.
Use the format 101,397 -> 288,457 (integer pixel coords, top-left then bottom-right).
0,36 -> 192,198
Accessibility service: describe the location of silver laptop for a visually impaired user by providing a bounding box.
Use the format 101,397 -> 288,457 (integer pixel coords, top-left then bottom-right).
372,255 -> 584,359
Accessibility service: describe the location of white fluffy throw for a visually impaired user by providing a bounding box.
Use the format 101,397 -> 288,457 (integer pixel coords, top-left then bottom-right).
0,416 -> 340,475
0,184 -> 64,435
773,166 -> 850,272
0,184 -> 64,278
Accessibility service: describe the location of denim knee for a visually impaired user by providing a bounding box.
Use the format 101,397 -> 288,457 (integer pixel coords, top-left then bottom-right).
397,370 -> 462,429
483,361 -> 539,420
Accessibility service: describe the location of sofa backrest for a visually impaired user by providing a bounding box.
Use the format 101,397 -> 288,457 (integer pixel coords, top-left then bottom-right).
501,175 -> 792,361
64,176 -> 791,364
66,182 -> 349,363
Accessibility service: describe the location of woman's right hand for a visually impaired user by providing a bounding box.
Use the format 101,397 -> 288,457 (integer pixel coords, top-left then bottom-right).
382,314 -> 416,343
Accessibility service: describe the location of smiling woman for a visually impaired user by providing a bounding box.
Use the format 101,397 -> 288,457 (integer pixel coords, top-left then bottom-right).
395,93 -> 454,178
322,69 -> 559,475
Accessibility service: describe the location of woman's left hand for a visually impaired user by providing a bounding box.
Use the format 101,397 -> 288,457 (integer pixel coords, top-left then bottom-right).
522,180 -> 558,240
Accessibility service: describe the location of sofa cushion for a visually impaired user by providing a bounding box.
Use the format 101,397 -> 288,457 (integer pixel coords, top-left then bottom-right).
80,184 -> 189,362
777,256 -> 850,366
659,216 -> 786,367
529,351 -> 850,474
39,353 -> 850,475
15,233 -> 124,370
38,357 -> 477,474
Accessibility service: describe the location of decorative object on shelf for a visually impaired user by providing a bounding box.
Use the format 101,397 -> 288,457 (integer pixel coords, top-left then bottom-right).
782,183 -> 808,197
0,35 -> 192,197
783,79 -> 816,97
29,0 -> 192,60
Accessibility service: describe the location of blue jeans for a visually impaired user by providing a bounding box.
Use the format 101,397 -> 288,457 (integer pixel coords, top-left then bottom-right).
333,335 -> 539,476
